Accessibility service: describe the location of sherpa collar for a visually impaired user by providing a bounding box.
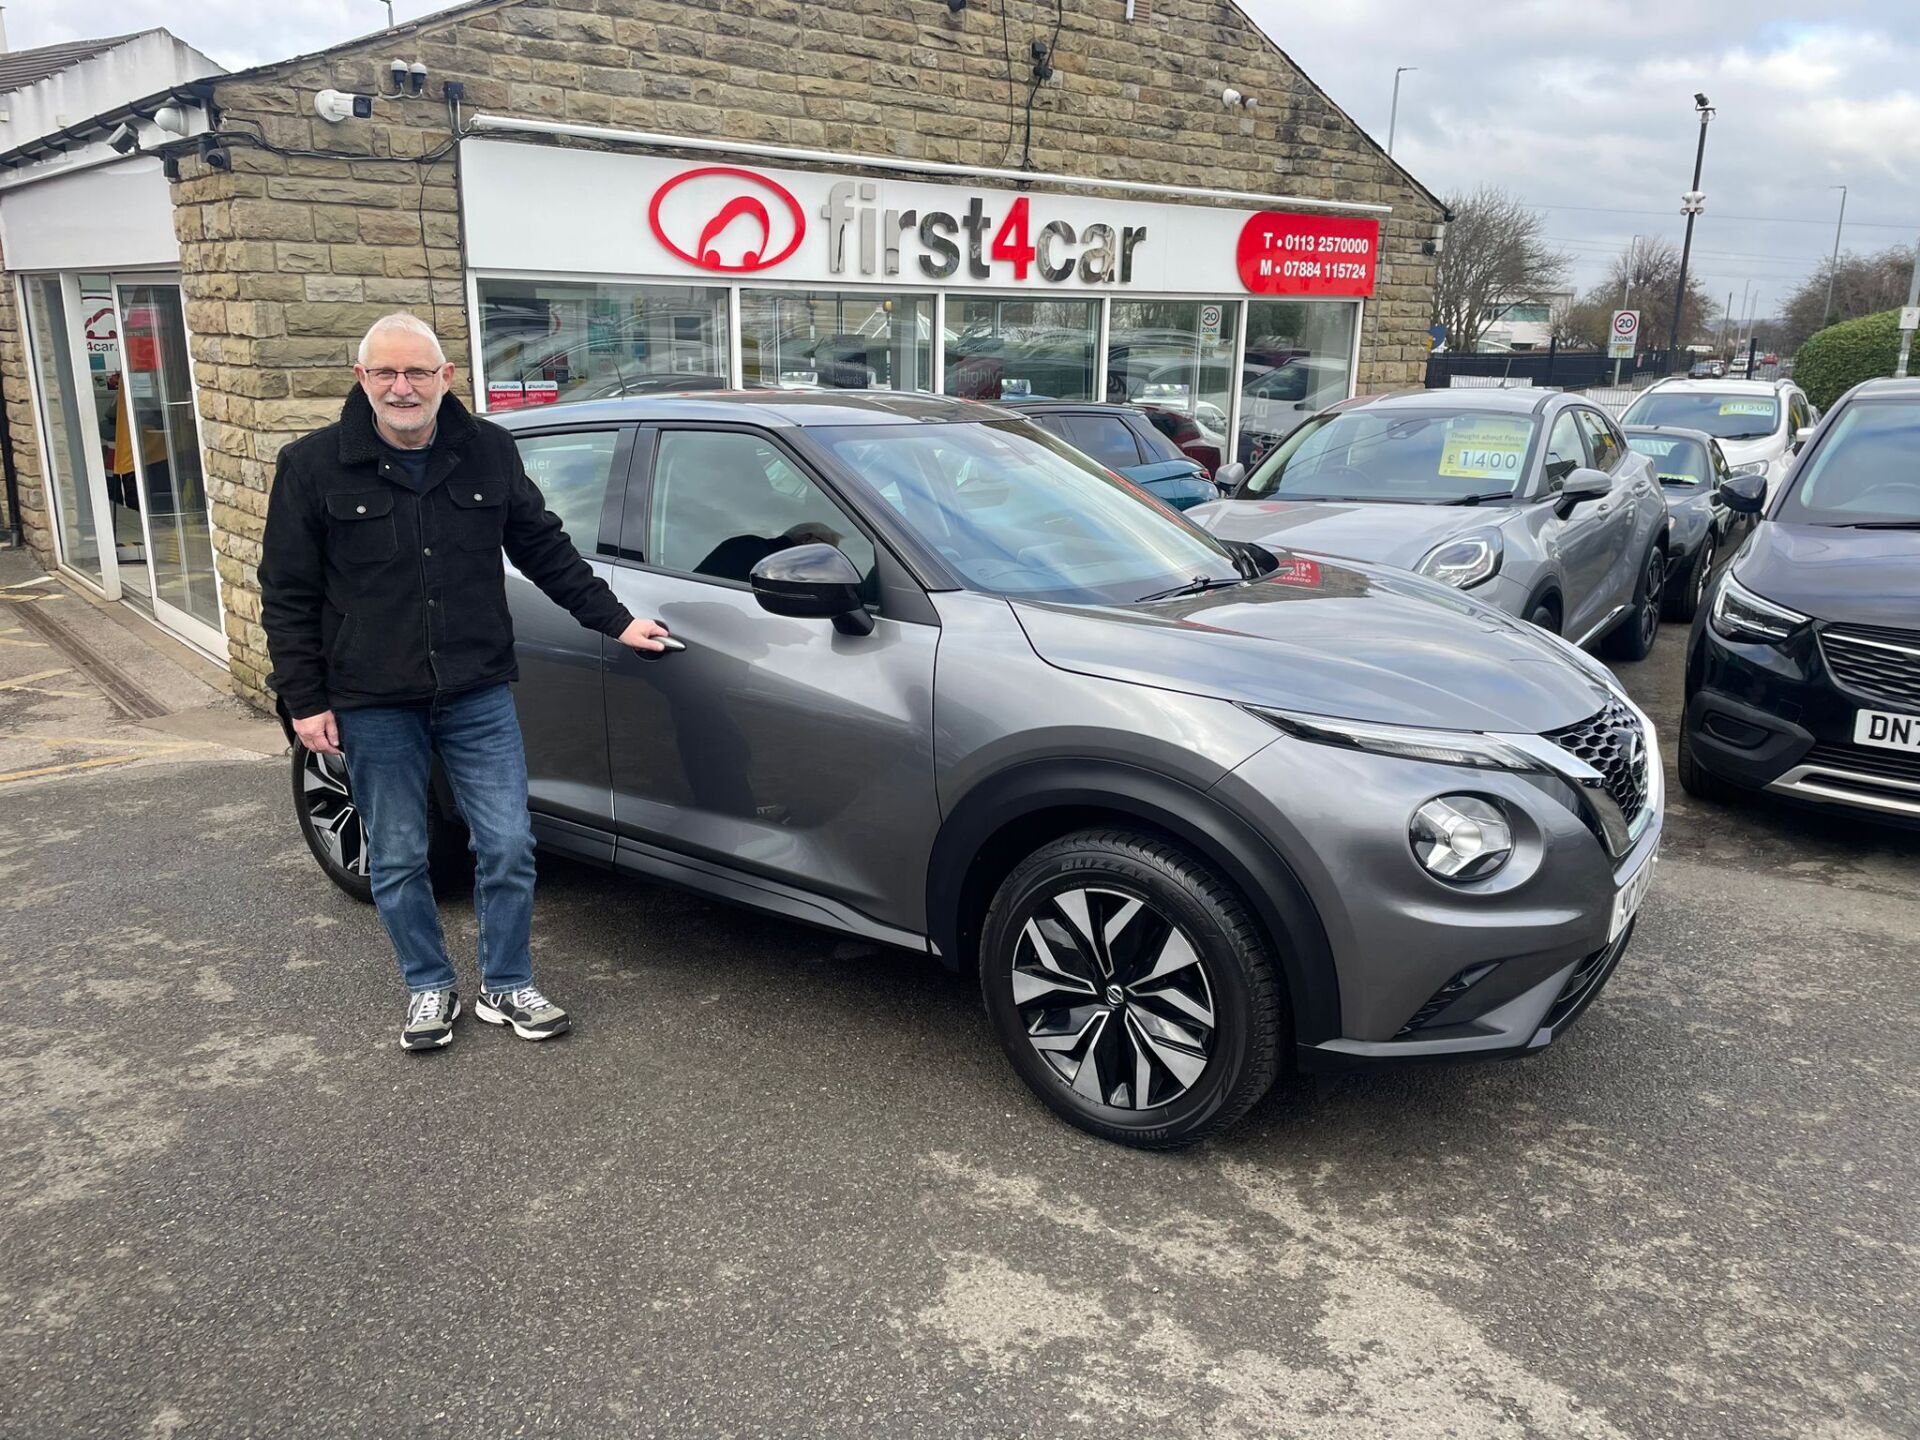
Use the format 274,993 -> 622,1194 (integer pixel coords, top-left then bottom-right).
337,384 -> 478,466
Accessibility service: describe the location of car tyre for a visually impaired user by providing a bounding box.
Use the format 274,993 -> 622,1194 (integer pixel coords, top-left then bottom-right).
1527,598 -> 1561,633
1677,720 -> 1741,803
1603,543 -> 1666,661
290,740 -> 471,904
1663,533 -> 1714,623
979,829 -> 1282,1149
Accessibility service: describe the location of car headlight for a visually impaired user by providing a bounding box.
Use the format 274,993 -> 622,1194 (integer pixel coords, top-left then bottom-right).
1243,705 -> 1540,771
1708,574 -> 1808,645
1410,796 -> 1513,881
1415,529 -> 1503,589
1728,460 -> 1768,478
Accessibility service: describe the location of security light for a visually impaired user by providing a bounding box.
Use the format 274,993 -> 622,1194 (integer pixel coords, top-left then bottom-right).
409,62 -> 428,94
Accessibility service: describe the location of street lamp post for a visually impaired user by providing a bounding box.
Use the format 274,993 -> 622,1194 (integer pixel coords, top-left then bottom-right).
376,0 -> 395,28
1667,94 -> 1714,371
1822,185 -> 1848,328
1387,67 -> 1416,157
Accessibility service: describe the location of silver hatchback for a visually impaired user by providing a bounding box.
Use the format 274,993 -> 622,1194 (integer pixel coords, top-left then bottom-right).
285,392 -> 1663,1148
1195,389 -> 1673,659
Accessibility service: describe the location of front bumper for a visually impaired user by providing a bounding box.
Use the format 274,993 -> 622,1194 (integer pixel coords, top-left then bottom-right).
1684,618 -> 1920,825
1210,696 -> 1663,1068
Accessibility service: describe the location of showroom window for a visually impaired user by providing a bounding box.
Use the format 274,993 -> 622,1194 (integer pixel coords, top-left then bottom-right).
741,289 -> 933,391
944,297 -> 1098,402
1106,301 -> 1239,455
1239,301 -> 1358,466
476,279 -> 728,410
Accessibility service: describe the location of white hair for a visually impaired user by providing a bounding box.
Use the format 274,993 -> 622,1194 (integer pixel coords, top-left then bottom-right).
356,312 -> 446,366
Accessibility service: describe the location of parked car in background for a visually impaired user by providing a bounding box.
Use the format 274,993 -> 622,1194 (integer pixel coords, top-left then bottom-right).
284,391 -> 1664,1148
1191,388 -> 1671,658
1002,400 -> 1222,510
1136,403 -> 1224,475
1680,377 -> 1920,827
1622,425 -> 1757,621
1621,377 -> 1815,502
1689,359 -> 1726,379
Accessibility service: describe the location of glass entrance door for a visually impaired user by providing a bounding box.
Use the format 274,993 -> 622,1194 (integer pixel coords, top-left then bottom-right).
111,281 -> 221,646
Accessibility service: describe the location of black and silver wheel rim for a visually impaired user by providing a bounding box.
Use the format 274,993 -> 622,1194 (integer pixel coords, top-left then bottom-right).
301,749 -> 369,879
1693,538 -> 1715,607
1011,886 -> 1216,1111
1641,550 -> 1665,643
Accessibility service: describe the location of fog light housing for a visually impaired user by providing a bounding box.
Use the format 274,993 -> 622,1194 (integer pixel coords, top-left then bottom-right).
1410,796 -> 1512,881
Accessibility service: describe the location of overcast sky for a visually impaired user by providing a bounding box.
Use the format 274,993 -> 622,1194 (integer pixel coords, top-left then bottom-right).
8,0 -> 1917,320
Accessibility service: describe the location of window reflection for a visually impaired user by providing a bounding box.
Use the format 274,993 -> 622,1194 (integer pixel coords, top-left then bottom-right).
740,290 -> 932,391
477,279 -> 727,410
944,297 -> 1098,402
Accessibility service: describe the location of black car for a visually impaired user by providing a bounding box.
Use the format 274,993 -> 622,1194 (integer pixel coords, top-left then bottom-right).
1001,401 -> 1223,510
1622,424 -> 1757,621
1680,377 -> 1920,826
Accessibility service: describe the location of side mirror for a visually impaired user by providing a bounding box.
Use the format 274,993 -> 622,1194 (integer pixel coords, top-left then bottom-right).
1213,461 -> 1248,494
748,543 -> 874,636
1793,425 -> 1815,451
1719,473 -> 1767,514
1553,466 -> 1612,517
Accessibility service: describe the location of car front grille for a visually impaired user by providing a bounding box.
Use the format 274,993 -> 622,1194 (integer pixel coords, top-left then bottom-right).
1819,624 -> 1920,711
1802,742 -> 1920,788
1544,696 -> 1649,830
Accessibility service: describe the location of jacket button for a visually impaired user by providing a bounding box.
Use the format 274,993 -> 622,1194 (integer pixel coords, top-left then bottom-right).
422,546 -> 432,557
355,505 -> 367,514
473,492 -> 483,501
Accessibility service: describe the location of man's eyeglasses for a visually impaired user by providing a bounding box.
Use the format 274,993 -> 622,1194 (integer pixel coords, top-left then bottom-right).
363,367 -> 445,385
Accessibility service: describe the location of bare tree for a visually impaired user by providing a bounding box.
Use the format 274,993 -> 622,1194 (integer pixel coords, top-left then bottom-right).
1776,245 -> 1918,352
1432,187 -> 1570,351
1573,239 -> 1717,356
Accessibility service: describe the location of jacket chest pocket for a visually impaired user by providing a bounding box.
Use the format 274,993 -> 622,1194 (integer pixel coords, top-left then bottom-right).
449,480 -> 508,551
325,491 -> 396,564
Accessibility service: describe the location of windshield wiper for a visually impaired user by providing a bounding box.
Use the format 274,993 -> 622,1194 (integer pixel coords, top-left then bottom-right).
1442,492 -> 1513,506
1835,520 -> 1920,530
1137,575 -> 1244,603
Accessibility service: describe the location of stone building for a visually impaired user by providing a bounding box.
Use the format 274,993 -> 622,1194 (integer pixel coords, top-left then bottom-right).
0,0 -> 1443,704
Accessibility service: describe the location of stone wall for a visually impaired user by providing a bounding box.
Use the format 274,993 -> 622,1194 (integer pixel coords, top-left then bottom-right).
0,242 -> 53,565
165,0 -> 1441,705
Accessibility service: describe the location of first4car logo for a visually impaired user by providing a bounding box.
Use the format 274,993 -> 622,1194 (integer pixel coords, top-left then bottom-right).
648,166 -> 807,273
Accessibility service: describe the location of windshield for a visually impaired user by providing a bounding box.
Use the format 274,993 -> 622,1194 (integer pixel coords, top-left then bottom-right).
1625,434 -> 1710,487
1777,399 -> 1920,527
1241,409 -> 1538,503
1623,390 -> 1780,440
814,420 -> 1242,605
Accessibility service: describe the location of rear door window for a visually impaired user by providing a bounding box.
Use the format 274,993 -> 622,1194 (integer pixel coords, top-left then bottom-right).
1064,414 -> 1146,470
511,427 -> 628,551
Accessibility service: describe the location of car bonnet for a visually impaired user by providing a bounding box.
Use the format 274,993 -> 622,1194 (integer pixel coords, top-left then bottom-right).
1185,497 -> 1513,570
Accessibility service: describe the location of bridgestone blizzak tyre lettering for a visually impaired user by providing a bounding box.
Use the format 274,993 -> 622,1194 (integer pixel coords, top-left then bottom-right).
979,828 -> 1283,1149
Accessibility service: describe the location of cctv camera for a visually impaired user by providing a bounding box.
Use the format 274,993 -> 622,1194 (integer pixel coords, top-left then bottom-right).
1694,92 -> 1710,108
389,58 -> 408,90
1222,87 -> 1242,108
106,122 -> 138,155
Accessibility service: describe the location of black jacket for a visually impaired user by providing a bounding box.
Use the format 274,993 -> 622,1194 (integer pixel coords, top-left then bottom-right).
259,388 -> 633,717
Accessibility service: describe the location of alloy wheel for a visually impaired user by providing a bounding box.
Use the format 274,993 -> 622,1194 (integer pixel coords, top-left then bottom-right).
300,748 -> 369,880
1693,537 -> 1715,608
1011,886 -> 1216,1110
1641,550 -> 1665,644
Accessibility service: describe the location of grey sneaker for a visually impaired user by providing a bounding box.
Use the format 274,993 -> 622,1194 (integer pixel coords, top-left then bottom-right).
401,988 -> 460,1051
476,985 -> 571,1041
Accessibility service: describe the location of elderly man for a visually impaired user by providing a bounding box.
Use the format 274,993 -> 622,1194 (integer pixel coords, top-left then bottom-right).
259,313 -> 670,1050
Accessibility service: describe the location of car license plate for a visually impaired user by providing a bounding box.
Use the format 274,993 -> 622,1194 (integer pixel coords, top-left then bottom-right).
1854,708 -> 1920,754
1609,846 -> 1658,944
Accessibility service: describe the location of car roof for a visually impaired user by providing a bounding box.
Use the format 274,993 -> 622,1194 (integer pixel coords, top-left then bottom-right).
1621,424 -> 1717,448
1848,377 -> 1920,399
1341,386 -> 1563,416
1641,376 -> 1793,395
999,399 -> 1149,418
485,389 -> 997,431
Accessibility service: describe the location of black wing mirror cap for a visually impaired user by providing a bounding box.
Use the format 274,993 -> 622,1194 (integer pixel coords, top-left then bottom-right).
1719,472 -> 1767,514
749,543 -> 874,634
1553,466 -> 1613,517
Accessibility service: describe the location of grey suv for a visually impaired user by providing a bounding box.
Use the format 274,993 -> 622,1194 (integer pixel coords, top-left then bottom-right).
285,392 -> 1664,1148
1196,389 -> 1672,658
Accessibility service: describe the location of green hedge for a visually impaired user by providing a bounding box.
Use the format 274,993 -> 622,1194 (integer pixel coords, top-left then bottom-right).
1794,308 -> 1904,410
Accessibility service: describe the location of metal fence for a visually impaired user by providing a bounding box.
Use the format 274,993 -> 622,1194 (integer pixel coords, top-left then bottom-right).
1425,345 -> 1676,392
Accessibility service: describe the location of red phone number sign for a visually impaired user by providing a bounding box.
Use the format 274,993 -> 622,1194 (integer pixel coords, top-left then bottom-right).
1237,213 -> 1380,297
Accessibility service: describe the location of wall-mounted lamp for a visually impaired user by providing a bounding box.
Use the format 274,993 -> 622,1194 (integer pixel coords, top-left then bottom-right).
1221,87 -> 1256,110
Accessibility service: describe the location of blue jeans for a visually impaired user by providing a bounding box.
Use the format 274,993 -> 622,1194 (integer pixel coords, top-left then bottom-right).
337,683 -> 536,996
